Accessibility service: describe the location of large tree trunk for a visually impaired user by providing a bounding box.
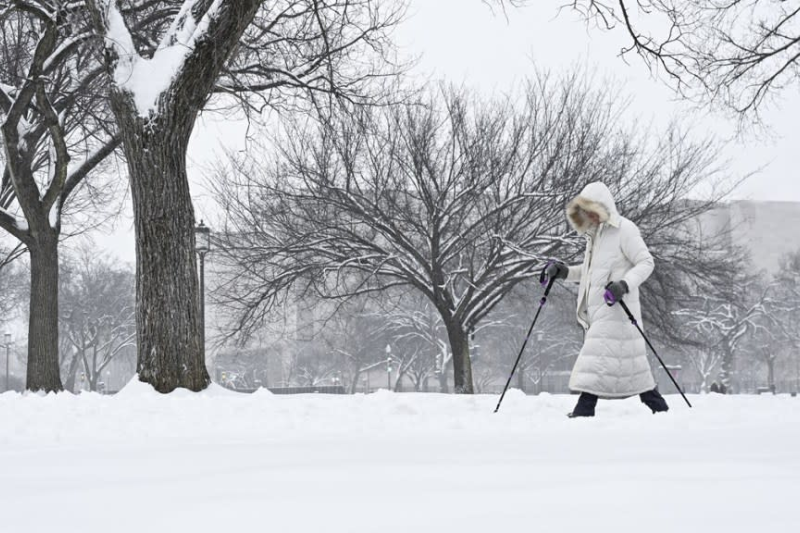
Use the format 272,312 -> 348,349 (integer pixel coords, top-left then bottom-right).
26,232 -> 63,392
112,97 -> 209,393
445,321 -> 474,394
86,0 -> 265,393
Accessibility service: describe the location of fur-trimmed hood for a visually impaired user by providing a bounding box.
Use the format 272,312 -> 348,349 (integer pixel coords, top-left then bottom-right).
566,182 -> 621,234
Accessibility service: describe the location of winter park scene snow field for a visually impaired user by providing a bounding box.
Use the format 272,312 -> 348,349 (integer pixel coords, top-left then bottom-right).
2,386 -> 798,533
4,1 -> 800,533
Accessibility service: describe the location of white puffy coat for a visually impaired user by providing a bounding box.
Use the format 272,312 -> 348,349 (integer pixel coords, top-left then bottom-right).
565,182 -> 656,397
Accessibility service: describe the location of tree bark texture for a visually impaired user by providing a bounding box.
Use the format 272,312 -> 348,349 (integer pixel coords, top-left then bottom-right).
445,321 -> 474,394
26,230 -> 63,392
112,95 -> 209,393
86,0 -> 263,392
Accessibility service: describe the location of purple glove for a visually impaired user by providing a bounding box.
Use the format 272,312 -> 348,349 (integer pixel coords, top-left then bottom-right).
604,280 -> 629,306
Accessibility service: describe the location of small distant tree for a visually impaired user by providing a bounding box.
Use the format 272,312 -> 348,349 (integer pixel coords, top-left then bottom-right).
59,247 -> 136,392
675,263 -> 773,393
682,348 -> 723,394
379,299 -> 451,392
309,297 -> 389,392
214,347 -> 274,389
0,243 -> 25,322
758,249 -> 800,391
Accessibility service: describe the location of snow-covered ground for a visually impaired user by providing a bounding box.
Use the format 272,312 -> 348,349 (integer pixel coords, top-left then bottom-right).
1,382 -> 798,533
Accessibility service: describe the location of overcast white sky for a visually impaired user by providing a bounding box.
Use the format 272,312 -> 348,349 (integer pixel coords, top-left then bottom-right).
93,0 -> 800,263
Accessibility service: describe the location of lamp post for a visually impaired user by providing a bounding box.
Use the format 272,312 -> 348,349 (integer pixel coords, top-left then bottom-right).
194,220 -> 211,358
3,332 -> 10,392
385,344 -> 392,391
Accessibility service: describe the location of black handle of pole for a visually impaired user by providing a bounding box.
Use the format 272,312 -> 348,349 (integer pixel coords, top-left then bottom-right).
494,277 -> 556,413
618,300 -> 692,408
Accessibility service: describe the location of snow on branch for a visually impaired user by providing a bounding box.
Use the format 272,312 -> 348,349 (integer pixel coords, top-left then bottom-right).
0,207 -> 29,240
43,32 -> 93,73
2,1 -> 119,238
93,0 -> 224,117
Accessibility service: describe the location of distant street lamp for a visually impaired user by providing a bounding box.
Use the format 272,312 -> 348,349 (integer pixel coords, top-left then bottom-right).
385,344 -> 392,391
3,332 -> 10,392
194,220 -> 211,357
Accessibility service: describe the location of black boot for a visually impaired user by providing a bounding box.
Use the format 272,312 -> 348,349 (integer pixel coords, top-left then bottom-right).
567,392 -> 598,418
640,388 -> 669,414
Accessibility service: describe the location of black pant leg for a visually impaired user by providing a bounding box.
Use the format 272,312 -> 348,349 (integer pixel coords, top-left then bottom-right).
571,392 -> 598,417
640,388 -> 669,413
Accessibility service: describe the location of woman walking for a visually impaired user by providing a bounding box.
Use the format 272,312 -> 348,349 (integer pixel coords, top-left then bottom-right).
545,182 -> 669,417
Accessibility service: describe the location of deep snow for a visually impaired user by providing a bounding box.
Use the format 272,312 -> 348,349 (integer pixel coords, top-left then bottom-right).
1,382 -> 798,533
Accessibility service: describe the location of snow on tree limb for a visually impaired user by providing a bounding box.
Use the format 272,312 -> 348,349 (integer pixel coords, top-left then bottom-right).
2,3 -> 117,237
159,0 -> 206,49
90,0 -> 225,117
43,32 -> 93,73
0,207 -> 28,241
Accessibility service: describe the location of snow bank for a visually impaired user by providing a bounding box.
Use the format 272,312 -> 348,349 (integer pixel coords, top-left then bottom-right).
115,374 -> 246,399
0,391 -> 797,532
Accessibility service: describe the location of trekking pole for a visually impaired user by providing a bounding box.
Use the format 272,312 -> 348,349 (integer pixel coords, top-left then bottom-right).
605,290 -> 692,408
494,266 -> 557,413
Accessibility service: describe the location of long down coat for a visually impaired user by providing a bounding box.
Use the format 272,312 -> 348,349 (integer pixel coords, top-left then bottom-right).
565,182 -> 657,397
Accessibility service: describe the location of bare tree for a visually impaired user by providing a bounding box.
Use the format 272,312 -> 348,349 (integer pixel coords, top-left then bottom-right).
212,73 -> 728,394
568,1 -> 800,119
213,80 -> 592,393
284,342 -> 342,387
0,243 -> 25,322
683,348 -> 724,393
0,3 -> 120,391
214,347 -> 272,388
82,0 -> 404,392
319,300 -> 389,393
675,268 -> 774,392
755,249 -> 800,391
379,298 -> 450,392
269,294 -> 393,391
59,247 -> 136,392
210,291 -> 391,391
474,280 -> 581,394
